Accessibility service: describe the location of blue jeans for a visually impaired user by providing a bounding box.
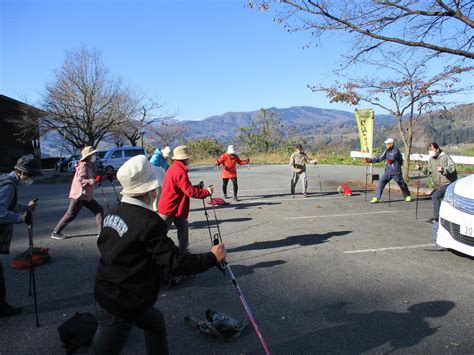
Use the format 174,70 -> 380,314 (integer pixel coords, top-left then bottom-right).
432,184 -> 448,220
90,303 -> 169,355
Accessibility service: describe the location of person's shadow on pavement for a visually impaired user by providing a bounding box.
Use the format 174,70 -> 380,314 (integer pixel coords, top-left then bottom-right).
274,300 -> 455,354
228,231 -> 352,253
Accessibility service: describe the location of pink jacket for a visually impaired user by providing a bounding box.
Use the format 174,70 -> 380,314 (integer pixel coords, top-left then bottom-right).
69,161 -> 96,201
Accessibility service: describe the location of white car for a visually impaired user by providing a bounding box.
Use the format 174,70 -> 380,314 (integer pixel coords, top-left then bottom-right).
437,174 -> 474,257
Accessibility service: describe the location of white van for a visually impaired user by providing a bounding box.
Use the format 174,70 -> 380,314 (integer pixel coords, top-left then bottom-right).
99,146 -> 148,174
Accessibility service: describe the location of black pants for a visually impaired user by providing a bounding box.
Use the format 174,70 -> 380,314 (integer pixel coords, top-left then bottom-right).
90,303 -> 169,355
53,198 -> 104,234
432,184 -> 449,220
222,177 -> 238,197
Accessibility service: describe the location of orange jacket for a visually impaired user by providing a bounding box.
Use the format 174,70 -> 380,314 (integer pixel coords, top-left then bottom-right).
216,153 -> 248,179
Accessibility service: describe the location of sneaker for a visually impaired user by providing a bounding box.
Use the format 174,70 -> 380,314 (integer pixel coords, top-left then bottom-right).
302,193 -> 309,198
51,232 -> 68,240
370,197 -> 379,203
233,197 -> 239,202
405,196 -> 413,202
425,218 -> 438,224
0,303 -> 22,318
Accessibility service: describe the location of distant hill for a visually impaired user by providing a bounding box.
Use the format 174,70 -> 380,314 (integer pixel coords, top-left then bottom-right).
180,106 -> 396,144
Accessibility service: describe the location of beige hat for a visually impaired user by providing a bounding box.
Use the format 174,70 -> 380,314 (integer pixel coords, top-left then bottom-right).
384,138 -> 395,144
227,145 -> 236,155
161,146 -> 171,159
117,155 -> 160,196
80,146 -> 98,161
172,145 -> 190,160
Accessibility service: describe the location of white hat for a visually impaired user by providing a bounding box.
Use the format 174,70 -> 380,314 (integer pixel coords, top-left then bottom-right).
384,138 -> 395,144
172,145 -> 190,160
117,155 -> 160,196
161,146 -> 171,159
80,146 -> 98,161
227,145 -> 236,155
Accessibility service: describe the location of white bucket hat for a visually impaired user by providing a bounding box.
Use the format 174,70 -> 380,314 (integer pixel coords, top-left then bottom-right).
161,146 -> 171,159
80,146 -> 98,161
117,155 -> 160,196
227,145 -> 236,155
172,146 -> 190,160
384,138 -> 395,144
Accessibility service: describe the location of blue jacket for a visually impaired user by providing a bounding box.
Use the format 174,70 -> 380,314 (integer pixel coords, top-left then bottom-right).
150,148 -> 169,171
371,147 -> 403,176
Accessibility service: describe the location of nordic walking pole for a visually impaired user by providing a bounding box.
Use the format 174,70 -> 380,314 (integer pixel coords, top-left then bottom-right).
96,176 -> 110,210
315,163 -> 323,195
107,173 -> 120,202
206,195 -> 271,355
415,170 -> 421,219
365,162 -> 368,202
27,213 -> 40,327
388,162 -> 392,207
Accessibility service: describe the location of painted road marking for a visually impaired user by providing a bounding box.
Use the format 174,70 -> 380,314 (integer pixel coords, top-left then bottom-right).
284,209 -> 431,220
344,244 -> 433,254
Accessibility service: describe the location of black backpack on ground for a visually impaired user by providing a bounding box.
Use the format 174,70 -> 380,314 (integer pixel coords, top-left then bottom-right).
57,312 -> 98,354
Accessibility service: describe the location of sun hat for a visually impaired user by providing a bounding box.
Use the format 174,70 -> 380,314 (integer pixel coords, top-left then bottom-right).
14,155 -> 42,176
161,146 -> 171,159
117,155 -> 160,196
384,138 -> 395,144
80,146 -> 98,161
227,145 -> 236,155
172,146 -> 190,160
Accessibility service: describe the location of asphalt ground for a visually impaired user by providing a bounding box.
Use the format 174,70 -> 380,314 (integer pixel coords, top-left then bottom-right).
1,164 -> 473,354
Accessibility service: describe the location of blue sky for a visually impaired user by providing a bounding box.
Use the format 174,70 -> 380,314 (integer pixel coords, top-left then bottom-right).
1,0 -> 472,121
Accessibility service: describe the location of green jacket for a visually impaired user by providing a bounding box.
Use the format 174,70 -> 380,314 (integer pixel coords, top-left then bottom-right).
422,152 -> 457,187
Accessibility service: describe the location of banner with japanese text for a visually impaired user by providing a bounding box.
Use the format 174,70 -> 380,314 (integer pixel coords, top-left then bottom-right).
355,109 -> 374,156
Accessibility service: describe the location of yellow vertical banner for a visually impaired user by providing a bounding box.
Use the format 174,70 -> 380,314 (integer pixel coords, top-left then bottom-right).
355,109 -> 374,156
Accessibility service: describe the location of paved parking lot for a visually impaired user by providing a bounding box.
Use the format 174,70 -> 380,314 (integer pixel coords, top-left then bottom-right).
1,164 -> 473,354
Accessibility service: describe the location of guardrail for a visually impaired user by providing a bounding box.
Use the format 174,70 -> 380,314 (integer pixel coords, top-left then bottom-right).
350,151 -> 474,165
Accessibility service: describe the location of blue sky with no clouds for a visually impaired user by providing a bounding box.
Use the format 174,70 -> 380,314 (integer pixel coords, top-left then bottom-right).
1,0 -> 472,120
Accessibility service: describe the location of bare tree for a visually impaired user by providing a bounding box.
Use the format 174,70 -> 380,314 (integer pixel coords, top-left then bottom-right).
247,1 -> 474,61
148,118 -> 187,148
109,98 -> 176,147
315,55 -> 473,180
41,47 -> 132,149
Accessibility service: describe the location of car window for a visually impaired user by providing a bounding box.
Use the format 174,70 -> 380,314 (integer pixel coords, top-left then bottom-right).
133,149 -> 145,156
124,149 -> 136,157
97,151 -> 106,159
111,150 -> 123,159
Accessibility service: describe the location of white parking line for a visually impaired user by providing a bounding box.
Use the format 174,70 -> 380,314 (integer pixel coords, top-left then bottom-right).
239,187 -> 289,192
284,209 -> 431,220
344,243 -> 433,254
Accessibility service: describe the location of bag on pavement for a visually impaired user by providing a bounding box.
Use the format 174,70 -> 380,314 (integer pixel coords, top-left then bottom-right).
57,312 -> 98,354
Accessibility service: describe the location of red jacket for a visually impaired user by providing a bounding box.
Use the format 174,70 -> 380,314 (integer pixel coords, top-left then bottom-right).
158,160 -> 210,219
217,153 -> 248,179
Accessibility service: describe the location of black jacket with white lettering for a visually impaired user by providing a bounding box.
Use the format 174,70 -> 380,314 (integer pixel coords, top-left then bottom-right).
94,202 -> 217,320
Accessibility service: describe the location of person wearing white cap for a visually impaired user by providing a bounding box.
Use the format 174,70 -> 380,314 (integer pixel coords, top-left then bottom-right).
90,155 -> 226,354
216,145 -> 249,201
365,138 -> 412,203
51,146 -> 104,239
150,145 -> 171,171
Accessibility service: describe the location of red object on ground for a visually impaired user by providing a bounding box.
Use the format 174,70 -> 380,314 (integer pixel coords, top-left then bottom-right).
338,184 -> 353,196
207,198 -> 228,205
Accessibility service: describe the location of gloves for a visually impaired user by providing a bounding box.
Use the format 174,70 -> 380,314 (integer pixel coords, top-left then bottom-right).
22,211 -> 33,225
387,159 -> 393,165
197,181 -> 204,189
207,186 -> 214,195
246,158 -> 250,163
364,158 -> 371,163
95,175 -> 102,184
